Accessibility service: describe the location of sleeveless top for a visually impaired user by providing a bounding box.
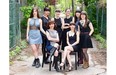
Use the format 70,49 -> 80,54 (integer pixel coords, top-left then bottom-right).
64,17 -> 73,25
80,20 -> 91,33
41,16 -> 50,31
54,18 -> 62,29
29,18 -> 40,27
47,29 -> 58,46
68,32 -> 77,45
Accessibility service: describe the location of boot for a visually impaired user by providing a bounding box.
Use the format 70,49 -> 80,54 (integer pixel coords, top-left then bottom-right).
54,56 -> 60,72
47,47 -> 57,62
35,58 -> 41,68
82,60 -> 89,69
32,58 -> 36,66
82,59 -> 86,69
85,61 -> 89,68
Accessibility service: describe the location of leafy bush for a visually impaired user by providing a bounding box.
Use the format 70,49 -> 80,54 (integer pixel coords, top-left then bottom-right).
94,34 -> 106,48
9,40 -> 28,60
20,6 -> 32,28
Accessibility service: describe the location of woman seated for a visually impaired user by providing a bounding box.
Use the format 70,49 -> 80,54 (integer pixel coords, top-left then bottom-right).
60,23 -> 80,71
46,21 -> 60,72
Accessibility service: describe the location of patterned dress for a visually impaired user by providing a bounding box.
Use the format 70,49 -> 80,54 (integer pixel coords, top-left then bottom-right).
28,18 -> 42,44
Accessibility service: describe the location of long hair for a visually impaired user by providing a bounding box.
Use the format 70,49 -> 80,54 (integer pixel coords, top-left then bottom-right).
69,22 -> 76,33
80,12 -> 89,28
74,11 -> 81,23
30,7 -> 40,18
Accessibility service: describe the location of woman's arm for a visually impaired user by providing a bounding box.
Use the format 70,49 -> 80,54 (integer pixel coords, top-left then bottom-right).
62,23 -> 70,29
72,17 -> 74,23
46,31 -> 59,42
71,31 -> 80,46
61,18 -> 64,30
89,22 -> 94,36
26,18 -> 30,41
39,19 -> 46,35
66,31 -> 71,46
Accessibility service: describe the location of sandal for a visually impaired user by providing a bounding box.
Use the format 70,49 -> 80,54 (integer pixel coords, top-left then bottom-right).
60,62 -> 64,67
66,66 -> 73,72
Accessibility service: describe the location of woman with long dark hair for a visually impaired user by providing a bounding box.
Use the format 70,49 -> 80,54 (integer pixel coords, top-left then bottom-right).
60,23 -> 80,71
79,11 -> 94,69
74,10 -> 83,65
26,7 -> 46,68
61,8 -> 74,51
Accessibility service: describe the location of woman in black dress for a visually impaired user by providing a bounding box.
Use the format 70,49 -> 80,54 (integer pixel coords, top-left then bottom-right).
51,9 -> 64,46
61,8 -> 74,50
41,7 -> 51,64
74,10 -> 83,64
80,11 -> 94,69
60,23 -> 80,71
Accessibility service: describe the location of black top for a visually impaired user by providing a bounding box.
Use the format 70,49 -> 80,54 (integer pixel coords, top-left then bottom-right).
41,16 -> 50,31
75,19 -> 81,31
68,32 -> 77,45
64,17 -> 73,24
54,18 -> 62,29
80,21 -> 91,32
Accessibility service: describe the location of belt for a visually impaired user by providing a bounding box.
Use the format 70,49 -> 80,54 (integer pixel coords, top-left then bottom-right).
81,32 -> 89,34
30,26 -> 39,30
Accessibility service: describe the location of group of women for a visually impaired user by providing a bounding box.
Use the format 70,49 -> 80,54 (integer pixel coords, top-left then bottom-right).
26,6 -> 94,72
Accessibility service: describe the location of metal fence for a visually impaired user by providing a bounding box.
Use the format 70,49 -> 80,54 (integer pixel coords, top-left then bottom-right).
86,3 -> 107,37
9,0 -> 21,49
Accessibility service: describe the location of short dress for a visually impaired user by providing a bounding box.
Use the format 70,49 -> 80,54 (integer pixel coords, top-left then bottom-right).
54,18 -> 62,45
28,18 -> 42,44
79,21 -> 93,48
68,32 -> 79,52
61,17 -> 73,50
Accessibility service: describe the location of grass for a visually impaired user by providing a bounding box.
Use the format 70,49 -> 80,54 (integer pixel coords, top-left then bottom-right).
9,40 -> 28,65
93,34 -> 106,49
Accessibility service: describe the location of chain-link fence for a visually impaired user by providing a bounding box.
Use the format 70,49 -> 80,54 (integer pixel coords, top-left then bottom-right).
9,0 -> 21,49
86,3 -> 106,37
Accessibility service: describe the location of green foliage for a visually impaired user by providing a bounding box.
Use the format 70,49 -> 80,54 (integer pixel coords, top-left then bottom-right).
93,34 -> 106,48
20,40 -> 28,49
9,40 -> 28,60
20,6 -> 32,27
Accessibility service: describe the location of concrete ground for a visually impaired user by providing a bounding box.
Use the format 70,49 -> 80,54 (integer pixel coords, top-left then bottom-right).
10,38 -> 106,75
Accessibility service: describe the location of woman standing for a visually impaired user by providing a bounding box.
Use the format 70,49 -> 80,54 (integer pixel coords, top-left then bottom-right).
51,9 -> 64,46
80,11 -> 94,69
60,23 -> 80,71
74,10 -> 83,64
41,7 -> 51,64
26,7 -> 46,68
61,8 -> 74,51
46,21 -> 60,72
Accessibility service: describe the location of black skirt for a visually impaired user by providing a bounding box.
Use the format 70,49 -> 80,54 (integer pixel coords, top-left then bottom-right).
80,33 -> 93,48
61,28 -> 70,50
72,44 -> 80,52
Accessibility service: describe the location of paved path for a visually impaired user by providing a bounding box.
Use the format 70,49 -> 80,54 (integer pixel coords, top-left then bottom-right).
10,38 -> 106,75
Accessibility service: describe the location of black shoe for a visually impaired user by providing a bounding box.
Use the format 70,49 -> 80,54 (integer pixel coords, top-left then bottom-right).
32,58 -> 36,66
35,58 -> 41,68
54,56 -> 60,72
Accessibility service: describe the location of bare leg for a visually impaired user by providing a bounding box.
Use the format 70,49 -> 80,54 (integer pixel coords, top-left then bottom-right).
66,46 -> 73,67
31,44 -> 38,58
